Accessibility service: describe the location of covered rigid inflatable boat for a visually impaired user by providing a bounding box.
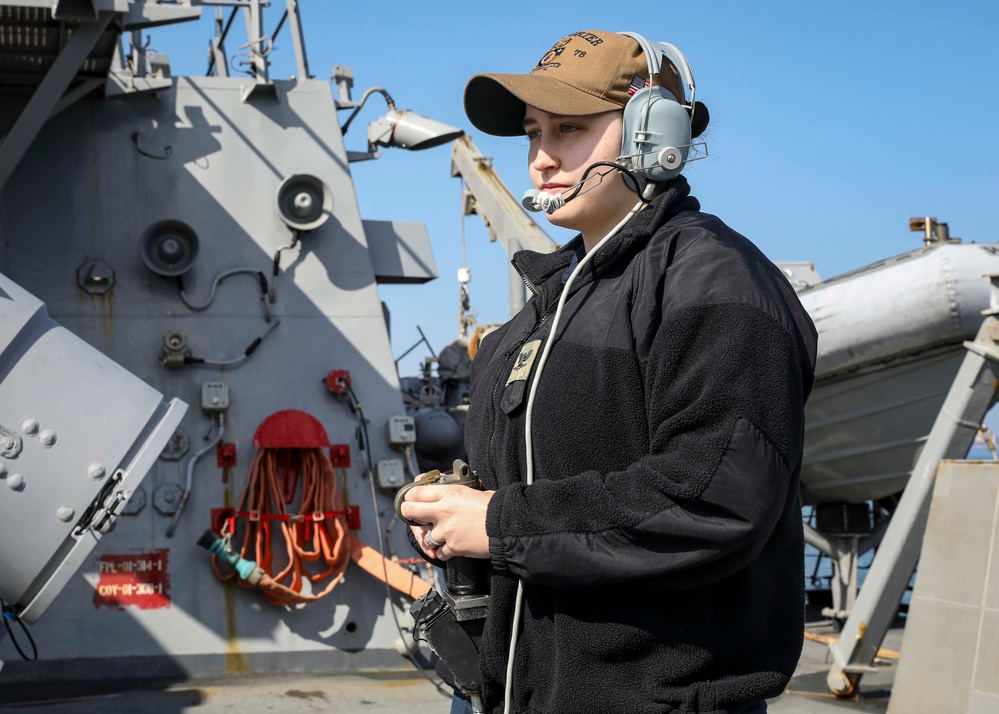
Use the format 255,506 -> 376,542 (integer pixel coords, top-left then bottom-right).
795,240 -> 999,506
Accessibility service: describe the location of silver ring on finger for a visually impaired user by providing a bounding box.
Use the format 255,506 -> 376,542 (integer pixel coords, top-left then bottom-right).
426,533 -> 446,548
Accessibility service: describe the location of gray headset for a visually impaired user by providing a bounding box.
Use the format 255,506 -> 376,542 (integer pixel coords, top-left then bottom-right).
617,31 -> 697,182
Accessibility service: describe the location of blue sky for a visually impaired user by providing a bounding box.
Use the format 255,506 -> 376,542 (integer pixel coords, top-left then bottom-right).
154,1 -> 999,378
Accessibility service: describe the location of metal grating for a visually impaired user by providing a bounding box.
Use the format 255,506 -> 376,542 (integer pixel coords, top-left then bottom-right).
0,7 -> 52,23
0,5 -> 119,88
0,24 -> 59,51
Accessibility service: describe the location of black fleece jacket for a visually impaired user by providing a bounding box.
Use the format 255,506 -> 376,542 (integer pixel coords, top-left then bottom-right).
460,176 -> 817,713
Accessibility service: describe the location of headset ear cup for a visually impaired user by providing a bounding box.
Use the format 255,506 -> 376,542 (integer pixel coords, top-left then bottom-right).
621,86 -> 692,182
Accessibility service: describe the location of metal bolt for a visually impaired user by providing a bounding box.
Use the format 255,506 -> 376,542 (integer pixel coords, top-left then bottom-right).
87,463 -> 106,480
0,428 -> 22,458
160,428 -> 190,461
153,484 -> 183,515
39,429 -> 57,447
20,417 -> 39,437
56,506 -> 75,522
7,472 -> 23,490
121,486 -> 146,516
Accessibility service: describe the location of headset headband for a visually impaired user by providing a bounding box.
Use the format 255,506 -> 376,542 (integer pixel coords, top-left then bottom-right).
617,32 -> 696,125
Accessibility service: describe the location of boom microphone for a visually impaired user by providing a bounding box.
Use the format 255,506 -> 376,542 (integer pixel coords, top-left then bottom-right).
521,189 -> 542,212
520,189 -> 566,215
521,162 -> 630,216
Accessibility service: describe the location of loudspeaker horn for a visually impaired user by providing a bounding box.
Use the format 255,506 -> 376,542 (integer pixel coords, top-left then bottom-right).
140,219 -> 200,277
276,174 -> 333,231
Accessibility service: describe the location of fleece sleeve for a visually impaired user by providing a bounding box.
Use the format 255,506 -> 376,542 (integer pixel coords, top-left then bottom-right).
485,302 -> 807,589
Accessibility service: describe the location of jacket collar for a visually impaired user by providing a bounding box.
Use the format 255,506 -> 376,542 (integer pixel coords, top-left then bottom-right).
511,175 -> 699,294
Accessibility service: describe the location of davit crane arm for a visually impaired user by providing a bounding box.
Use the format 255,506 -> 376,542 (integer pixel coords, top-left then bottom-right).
450,136 -> 559,317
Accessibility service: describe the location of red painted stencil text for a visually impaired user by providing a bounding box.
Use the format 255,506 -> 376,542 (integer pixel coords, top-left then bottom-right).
93,549 -> 170,610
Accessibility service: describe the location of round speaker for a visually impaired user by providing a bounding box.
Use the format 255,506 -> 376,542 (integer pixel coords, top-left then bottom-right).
140,220 -> 200,277
276,174 -> 333,231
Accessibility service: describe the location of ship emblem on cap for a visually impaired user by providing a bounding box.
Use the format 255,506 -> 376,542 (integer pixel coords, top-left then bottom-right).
534,37 -> 570,71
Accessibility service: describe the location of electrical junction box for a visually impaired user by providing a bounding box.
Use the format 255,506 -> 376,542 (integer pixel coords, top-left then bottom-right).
201,382 -> 230,412
387,415 -> 416,446
377,458 -> 406,490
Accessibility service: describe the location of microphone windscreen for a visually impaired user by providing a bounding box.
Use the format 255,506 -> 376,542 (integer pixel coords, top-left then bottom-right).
521,189 -> 542,212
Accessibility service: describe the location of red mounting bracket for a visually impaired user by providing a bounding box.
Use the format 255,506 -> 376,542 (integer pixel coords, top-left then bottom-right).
217,442 -> 237,468
346,505 -> 361,530
330,443 -> 351,469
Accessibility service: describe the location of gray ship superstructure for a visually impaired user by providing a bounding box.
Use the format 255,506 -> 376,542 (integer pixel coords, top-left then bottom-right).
1,0 -> 461,681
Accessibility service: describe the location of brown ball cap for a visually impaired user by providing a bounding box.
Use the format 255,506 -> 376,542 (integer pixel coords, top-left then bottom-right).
464,30 -> 686,137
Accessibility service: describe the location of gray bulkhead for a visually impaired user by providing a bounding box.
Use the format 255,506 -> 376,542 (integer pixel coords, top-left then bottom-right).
1,72 -> 437,676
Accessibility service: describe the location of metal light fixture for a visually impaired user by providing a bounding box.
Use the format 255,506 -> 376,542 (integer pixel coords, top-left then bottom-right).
77,259 -> 115,295
340,86 -> 464,162
366,108 -> 464,151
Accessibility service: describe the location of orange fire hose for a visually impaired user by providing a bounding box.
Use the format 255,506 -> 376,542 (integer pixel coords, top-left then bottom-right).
213,447 -> 430,604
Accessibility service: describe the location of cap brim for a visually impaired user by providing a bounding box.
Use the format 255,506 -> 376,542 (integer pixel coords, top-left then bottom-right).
464,73 -> 622,137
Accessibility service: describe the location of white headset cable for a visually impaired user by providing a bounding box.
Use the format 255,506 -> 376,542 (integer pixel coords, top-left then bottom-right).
502,184 -> 656,714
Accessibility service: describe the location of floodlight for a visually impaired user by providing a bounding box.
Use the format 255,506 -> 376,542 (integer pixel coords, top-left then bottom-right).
340,86 -> 464,161
366,108 -> 464,151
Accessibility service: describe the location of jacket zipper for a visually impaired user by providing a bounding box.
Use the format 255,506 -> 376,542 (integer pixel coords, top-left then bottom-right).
513,260 -> 539,297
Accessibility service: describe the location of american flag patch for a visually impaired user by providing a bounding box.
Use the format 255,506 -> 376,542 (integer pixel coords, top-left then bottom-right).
628,74 -> 650,96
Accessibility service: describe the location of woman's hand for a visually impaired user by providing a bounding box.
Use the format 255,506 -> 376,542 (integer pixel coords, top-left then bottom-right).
403,484 -> 494,561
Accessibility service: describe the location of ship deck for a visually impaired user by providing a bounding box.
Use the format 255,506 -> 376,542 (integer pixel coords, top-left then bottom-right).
0,604 -> 904,713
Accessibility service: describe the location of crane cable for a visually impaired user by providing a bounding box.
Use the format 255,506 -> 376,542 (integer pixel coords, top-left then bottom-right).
211,447 -> 430,604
